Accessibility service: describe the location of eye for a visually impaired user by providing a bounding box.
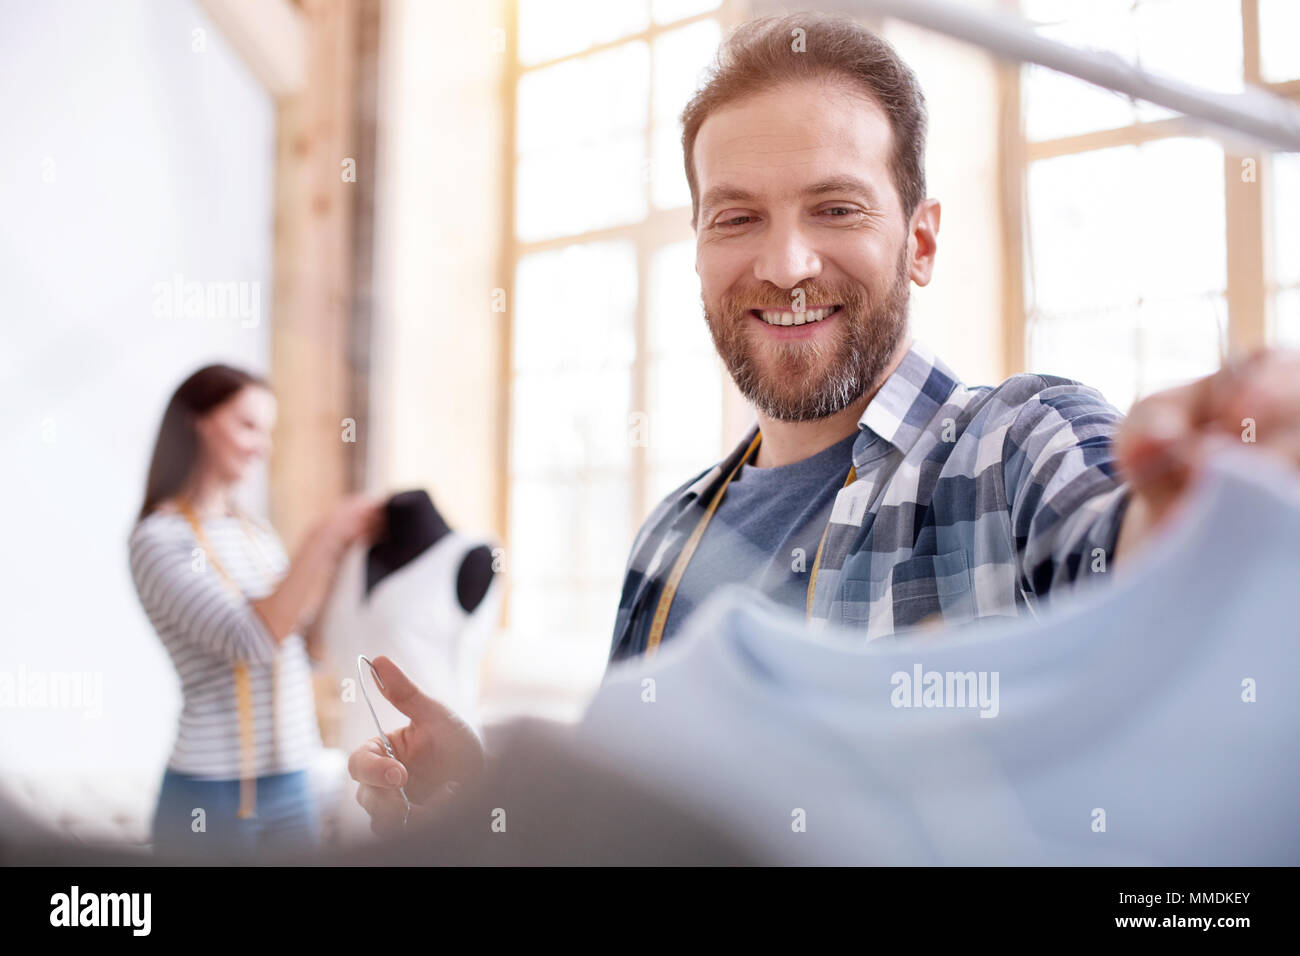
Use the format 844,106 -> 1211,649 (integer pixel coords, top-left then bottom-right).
817,205 -> 864,220
714,212 -> 758,228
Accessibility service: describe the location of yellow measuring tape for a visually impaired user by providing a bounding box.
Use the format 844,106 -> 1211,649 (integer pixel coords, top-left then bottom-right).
177,499 -> 280,819
644,431 -> 857,658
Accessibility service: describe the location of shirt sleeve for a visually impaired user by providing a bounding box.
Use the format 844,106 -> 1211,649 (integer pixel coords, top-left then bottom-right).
607,465 -> 712,664
1001,378 -> 1132,602
129,520 -> 279,664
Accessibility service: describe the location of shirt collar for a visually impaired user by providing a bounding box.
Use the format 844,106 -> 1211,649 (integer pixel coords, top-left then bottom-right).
855,339 -> 962,464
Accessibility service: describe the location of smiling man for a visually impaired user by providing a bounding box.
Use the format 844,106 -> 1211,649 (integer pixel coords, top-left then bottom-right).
346,12 -> 1300,835
605,12 -> 1300,662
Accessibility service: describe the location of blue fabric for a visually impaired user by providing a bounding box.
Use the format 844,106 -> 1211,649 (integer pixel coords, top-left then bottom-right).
660,431 -> 858,645
586,451 -> 1300,864
151,768 -> 321,858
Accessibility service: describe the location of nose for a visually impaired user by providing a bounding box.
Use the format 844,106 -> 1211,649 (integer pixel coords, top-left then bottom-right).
753,221 -> 822,291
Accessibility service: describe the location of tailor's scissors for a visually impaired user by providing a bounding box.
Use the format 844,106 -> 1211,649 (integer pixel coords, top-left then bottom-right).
357,655 -> 412,828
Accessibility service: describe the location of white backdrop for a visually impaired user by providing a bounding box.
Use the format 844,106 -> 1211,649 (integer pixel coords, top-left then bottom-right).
0,0 -> 275,781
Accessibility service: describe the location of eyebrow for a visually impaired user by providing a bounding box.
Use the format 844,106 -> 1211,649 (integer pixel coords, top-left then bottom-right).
699,176 -> 882,220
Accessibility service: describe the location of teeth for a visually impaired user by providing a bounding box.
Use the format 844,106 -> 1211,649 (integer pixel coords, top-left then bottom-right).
757,306 -> 837,326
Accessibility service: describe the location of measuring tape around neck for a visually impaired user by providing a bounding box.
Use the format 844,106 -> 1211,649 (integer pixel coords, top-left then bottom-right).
643,432 -> 857,658
176,498 -> 279,819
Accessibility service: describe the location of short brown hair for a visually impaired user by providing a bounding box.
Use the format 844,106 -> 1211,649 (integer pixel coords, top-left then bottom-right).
681,13 -> 928,226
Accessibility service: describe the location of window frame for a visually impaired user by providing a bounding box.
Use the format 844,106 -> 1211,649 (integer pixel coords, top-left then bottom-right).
499,0 -> 745,632
1006,0 -> 1300,384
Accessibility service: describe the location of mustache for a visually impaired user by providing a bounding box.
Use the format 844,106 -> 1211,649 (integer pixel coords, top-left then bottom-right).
719,282 -> 869,313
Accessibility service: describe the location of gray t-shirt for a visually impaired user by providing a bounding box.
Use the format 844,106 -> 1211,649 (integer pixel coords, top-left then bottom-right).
662,430 -> 859,644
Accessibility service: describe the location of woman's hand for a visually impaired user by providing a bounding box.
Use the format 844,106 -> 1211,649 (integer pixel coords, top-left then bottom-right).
251,494 -> 385,642
323,493 -> 385,552
348,656 -> 486,836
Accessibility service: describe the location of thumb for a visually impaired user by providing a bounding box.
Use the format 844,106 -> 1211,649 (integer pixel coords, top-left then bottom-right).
368,655 -> 453,725
1116,389 -> 1194,489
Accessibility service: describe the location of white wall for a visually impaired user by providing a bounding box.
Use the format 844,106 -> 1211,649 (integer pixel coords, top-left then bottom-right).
0,0 -> 275,777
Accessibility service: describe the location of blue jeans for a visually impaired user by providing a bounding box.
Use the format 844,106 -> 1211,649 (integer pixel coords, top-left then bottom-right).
152,768 -> 321,860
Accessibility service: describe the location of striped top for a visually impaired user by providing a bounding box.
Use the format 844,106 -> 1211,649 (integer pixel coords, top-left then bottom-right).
129,510 -> 322,779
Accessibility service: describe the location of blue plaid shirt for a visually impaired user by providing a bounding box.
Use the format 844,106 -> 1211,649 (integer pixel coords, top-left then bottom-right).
609,340 -> 1132,663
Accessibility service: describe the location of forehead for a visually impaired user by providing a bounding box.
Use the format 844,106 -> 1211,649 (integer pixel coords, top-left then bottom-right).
693,78 -> 897,214
227,385 -> 276,417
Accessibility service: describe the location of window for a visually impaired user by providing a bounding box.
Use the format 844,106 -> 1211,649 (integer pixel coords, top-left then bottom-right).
1017,0 -> 1299,411
1271,152 -> 1300,346
506,1 -> 732,654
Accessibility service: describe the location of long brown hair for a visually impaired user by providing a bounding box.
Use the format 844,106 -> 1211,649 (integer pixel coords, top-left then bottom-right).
138,364 -> 270,521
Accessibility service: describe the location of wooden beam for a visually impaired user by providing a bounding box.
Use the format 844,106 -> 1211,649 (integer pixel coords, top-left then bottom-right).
347,0 -> 382,492
268,0 -> 358,547
1027,116 -> 1205,163
197,0 -> 307,98
1225,0 -> 1268,355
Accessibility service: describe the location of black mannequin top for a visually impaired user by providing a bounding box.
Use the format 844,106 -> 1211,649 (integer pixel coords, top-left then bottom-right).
366,490 -> 494,612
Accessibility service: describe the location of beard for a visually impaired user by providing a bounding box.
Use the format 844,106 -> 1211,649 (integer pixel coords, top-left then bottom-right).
703,244 -> 912,423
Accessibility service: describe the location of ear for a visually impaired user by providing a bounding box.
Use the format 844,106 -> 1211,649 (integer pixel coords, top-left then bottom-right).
906,198 -> 941,287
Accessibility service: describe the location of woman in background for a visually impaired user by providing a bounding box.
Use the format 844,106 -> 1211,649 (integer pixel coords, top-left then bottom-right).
129,364 -> 380,857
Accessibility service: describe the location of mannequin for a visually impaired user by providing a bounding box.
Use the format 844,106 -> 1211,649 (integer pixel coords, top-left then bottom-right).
319,490 -> 501,840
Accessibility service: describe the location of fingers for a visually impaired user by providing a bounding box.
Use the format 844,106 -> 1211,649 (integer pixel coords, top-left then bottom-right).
370,655 -> 456,724
347,736 -> 408,789
1116,388 -> 1196,488
356,783 -> 409,834
358,780 -> 464,836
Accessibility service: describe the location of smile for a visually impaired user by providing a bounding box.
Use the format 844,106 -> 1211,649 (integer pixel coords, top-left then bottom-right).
751,305 -> 841,327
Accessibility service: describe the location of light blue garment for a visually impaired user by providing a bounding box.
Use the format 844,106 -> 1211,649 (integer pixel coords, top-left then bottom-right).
579,450 -> 1300,865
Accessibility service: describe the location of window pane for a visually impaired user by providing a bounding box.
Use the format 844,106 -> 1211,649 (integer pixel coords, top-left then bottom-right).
1023,0 -> 1137,141
652,0 -> 720,25
645,240 -> 721,477
512,367 -> 634,475
508,475 -> 632,647
1028,294 -> 1226,413
509,240 -> 640,653
1023,65 -> 1136,142
647,239 -> 708,354
516,136 -> 647,241
653,19 -> 720,124
513,241 -> 637,375
1260,0 -> 1300,83
1023,0 -> 1242,141
647,353 -> 722,474
1026,138 -> 1226,409
1130,0 -> 1241,124
509,478 -> 631,586
1027,138 -> 1225,316
515,41 -> 650,240
647,239 -> 728,489
651,19 -> 720,208
651,125 -> 690,210
517,42 -> 648,155
1274,288 -> 1300,348
518,0 -> 649,66
1273,152 -> 1300,289
1272,152 -> 1300,347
